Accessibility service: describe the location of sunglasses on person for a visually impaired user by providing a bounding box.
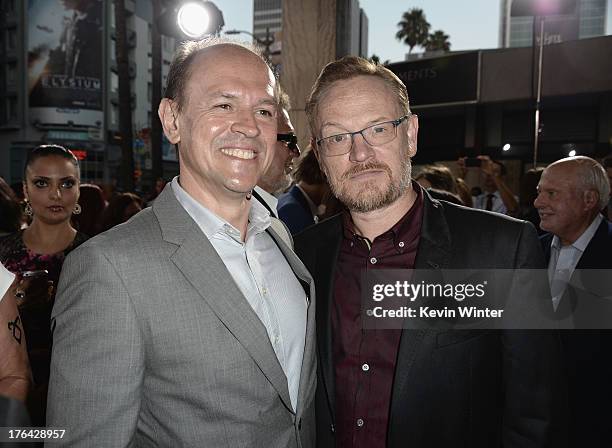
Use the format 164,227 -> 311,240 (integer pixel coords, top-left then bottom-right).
277,133 -> 301,156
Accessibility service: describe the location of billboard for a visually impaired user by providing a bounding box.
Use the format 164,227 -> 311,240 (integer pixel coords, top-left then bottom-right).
387,52 -> 479,107
28,0 -> 103,128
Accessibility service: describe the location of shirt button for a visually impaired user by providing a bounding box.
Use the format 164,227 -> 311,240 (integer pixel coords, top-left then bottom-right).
356,418 -> 364,427
362,363 -> 369,372
262,287 -> 268,295
370,257 -> 377,264
398,241 -> 405,248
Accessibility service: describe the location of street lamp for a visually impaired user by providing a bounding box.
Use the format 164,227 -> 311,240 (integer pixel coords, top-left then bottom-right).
158,1 -> 225,40
225,28 -> 274,60
510,0 -> 577,168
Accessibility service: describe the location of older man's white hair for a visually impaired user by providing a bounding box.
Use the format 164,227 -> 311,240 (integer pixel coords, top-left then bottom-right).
548,156 -> 610,211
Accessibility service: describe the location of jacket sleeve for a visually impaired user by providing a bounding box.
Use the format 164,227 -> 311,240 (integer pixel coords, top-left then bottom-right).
46,244 -> 144,447
501,221 -> 569,448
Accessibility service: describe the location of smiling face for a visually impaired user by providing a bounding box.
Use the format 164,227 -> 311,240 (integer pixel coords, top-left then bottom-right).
534,162 -> 598,245
313,75 -> 417,213
23,155 -> 80,225
159,45 -> 278,204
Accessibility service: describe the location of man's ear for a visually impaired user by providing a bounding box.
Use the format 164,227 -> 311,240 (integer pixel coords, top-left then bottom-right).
407,114 -> 419,158
583,189 -> 599,211
159,98 -> 180,144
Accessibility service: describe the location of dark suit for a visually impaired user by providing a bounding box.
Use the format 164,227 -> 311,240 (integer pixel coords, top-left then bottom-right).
541,218 -> 612,447
295,192 -> 567,448
277,185 -> 316,235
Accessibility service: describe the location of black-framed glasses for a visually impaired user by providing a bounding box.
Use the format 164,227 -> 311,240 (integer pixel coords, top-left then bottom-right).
316,114 -> 411,157
277,133 -> 301,156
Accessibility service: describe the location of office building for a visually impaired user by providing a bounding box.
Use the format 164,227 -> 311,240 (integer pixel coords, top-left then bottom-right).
0,0 -> 177,187
499,0 -> 607,48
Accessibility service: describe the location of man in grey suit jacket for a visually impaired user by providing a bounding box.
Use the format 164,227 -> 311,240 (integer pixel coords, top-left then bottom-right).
46,38 -> 316,447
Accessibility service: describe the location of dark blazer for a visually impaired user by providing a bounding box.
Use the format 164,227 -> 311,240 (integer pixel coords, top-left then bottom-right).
541,218 -> 612,447
295,192 -> 567,448
541,218 -> 612,270
277,185 -> 316,235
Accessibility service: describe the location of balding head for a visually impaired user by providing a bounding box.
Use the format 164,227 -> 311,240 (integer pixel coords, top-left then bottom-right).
546,156 -> 610,210
535,156 -> 609,245
164,37 -> 276,113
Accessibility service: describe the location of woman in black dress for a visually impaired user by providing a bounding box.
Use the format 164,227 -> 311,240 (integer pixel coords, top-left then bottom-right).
0,145 -> 88,426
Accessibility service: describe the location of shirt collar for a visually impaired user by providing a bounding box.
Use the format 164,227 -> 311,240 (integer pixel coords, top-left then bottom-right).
253,186 -> 278,215
171,176 -> 271,241
295,184 -> 319,217
551,213 -> 603,252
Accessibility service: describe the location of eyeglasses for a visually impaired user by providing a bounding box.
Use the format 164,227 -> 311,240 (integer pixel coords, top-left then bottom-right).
277,133 -> 301,156
316,114 -> 411,157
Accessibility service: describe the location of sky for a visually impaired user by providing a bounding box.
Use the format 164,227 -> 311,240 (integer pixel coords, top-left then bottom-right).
214,0 -> 612,64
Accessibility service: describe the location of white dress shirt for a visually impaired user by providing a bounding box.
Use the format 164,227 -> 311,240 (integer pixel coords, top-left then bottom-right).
253,186 -> 279,218
172,177 -> 307,411
547,214 -> 603,310
474,190 -> 509,214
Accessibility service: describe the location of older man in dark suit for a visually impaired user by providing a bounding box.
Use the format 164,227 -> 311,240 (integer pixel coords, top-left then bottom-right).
536,156 -> 612,447
295,55 -> 566,448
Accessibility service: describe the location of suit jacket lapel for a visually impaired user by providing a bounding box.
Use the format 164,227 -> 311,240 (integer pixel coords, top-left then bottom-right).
575,220 -> 612,269
391,194 -> 452,420
153,186 -> 293,412
313,216 -> 343,420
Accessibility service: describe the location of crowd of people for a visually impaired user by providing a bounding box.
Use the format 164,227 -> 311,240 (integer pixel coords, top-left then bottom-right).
0,37 -> 611,448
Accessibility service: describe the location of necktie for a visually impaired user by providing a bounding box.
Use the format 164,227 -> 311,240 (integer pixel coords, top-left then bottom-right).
485,193 -> 494,211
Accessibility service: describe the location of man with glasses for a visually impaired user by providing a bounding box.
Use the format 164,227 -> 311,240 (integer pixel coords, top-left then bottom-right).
294,56 -> 566,447
254,90 -> 300,217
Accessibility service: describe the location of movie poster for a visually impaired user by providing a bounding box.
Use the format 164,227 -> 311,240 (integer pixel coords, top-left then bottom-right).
28,0 -> 103,128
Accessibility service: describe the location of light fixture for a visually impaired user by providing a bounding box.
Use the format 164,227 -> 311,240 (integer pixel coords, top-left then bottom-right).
177,2 -> 211,39
568,149 -> 577,157
502,143 -> 511,152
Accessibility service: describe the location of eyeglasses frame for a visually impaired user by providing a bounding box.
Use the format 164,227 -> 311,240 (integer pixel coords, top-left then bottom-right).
316,114 -> 412,157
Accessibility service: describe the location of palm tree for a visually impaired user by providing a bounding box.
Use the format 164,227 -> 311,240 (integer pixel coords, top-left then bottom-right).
369,54 -> 391,65
425,30 -> 451,52
396,8 -> 430,54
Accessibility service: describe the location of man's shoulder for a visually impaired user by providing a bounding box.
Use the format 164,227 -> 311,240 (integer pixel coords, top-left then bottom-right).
71,207 -> 162,258
600,218 -> 612,241
296,213 -> 341,237
277,185 -> 302,207
441,199 -> 524,229
294,213 -> 342,251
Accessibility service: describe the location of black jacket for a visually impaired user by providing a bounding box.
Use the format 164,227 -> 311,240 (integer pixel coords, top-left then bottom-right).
540,218 -> 612,447
295,191 -> 567,448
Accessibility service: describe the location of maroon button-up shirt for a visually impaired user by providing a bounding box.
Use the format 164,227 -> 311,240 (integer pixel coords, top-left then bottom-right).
332,187 -> 424,447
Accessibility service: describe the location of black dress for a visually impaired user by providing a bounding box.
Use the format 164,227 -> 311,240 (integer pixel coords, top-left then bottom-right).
0,230 -> 88,426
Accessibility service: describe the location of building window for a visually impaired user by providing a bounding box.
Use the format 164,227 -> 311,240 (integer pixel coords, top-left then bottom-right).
111,106 -> 117,126
3,0 -> 16,13
6,28 -> 17,51
7,96 -> 18,121
6,62 -> 17,87
111,73 -> 119,92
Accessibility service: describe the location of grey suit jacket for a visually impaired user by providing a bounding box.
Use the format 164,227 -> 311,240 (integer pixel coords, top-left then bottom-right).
46,185 -> 316,447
